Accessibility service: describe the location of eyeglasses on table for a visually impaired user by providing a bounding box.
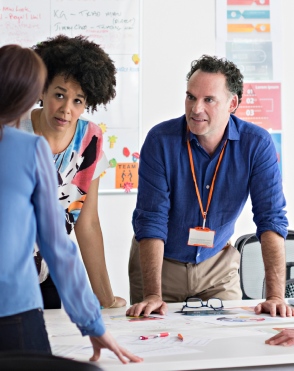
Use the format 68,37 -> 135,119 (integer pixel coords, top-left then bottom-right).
181,296 -> 223,312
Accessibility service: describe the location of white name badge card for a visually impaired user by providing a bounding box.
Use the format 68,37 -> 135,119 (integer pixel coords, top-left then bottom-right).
188,227 -> 215,248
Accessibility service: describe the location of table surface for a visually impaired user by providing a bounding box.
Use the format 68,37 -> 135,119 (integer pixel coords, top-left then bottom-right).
44,299 -> 294,371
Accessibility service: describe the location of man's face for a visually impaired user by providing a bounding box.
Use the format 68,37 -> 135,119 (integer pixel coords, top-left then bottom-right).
185,70 -> 238,140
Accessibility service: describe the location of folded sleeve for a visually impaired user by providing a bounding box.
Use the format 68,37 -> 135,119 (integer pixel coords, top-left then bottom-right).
250,133 -> 288,239
133,130 -> 170,242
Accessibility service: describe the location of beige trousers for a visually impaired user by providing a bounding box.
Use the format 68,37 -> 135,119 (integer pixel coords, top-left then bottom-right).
128,236 -> 242,304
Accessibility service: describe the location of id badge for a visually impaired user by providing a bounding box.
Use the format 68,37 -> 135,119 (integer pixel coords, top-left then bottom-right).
188,227 -> 215,248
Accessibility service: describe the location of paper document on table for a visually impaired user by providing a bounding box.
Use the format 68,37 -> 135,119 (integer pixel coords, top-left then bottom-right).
201,313 -> 294,326
51,344 -> 86,357
225,306 -> 256,313
110,314 -> 164,322
102,314 -> 166,331
101,334 -> 209,358
254,325 -> 294,335
46,322 -> 80,337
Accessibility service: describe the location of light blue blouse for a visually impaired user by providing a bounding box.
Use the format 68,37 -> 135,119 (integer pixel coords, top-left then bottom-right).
0,126 -> 105,337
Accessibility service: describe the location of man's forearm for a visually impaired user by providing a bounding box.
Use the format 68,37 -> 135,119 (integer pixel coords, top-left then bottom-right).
261,230 -> 286,300
139,238 -> 164,299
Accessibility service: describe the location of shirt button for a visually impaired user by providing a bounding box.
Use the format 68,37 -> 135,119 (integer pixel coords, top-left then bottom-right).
206,185 -> 210,189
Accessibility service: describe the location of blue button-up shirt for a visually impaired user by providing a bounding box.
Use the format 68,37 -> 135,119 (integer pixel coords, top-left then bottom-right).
0,126 -> 105,337
133,114 -> 288,264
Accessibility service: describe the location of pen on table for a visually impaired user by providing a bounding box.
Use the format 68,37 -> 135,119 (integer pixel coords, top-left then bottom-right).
139,332 -> 170,340
178,333 -> 184,341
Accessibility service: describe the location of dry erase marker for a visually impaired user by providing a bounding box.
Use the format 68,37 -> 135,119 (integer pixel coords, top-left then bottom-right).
178,333 -> 184,341
139,332 -> 169,340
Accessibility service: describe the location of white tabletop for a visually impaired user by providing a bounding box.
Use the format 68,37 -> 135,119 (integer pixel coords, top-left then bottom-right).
44,299 -> 294,371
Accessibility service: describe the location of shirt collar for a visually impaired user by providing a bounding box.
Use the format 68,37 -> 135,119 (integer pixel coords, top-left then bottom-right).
186,114 -> 240,143
226,114 -> 240,141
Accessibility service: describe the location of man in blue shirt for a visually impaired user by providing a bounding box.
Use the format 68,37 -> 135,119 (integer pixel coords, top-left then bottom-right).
127,55 -> 292,318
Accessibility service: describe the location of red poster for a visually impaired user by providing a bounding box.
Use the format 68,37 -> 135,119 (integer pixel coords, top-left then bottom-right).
235,82 -> 281,130
227,0 -> 269,5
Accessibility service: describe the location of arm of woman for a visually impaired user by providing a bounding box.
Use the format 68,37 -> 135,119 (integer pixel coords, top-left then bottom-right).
74,177 -> 126,308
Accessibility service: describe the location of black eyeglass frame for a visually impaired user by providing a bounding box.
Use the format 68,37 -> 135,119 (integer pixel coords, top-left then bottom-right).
181,296 -> 224,312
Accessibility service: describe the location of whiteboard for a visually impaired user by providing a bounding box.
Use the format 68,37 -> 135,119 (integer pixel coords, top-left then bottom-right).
0,0 -> 141,193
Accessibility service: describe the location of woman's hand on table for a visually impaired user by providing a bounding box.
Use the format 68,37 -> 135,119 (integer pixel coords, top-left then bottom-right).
89,330 -> 143,364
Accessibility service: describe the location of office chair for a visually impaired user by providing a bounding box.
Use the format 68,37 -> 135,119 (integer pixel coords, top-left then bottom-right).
234,230 -> 294,299
0,352 -> 102,371
285,261 -> 294,298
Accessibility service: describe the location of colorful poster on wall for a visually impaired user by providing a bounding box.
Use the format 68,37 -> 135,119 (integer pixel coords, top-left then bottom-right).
216,0 -> 283,175
226,41 -> 273,81
115,162 -> 139,191
235,82 -> 281,130
225,1 -> 273,81
216,0 -> 282,81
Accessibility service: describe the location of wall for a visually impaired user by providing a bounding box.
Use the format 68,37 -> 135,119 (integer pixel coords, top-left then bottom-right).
99,0 -> 294,304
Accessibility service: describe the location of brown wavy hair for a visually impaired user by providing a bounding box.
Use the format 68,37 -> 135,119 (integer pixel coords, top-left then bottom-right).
186,54 -> 243,109
0,44 -> 46,137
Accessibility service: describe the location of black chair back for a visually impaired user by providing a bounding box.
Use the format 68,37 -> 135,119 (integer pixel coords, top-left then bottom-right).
0,352 -> 102,371
234,230 -> 294,299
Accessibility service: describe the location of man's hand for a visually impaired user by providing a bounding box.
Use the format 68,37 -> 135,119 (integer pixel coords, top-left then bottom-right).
265,328 -> 294,346
89,330 -> 143,363
126,294 -> 168,317
254,298 -> 294,317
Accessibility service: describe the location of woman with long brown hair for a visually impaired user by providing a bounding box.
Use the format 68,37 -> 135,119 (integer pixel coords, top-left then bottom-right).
0,44 -> 142,364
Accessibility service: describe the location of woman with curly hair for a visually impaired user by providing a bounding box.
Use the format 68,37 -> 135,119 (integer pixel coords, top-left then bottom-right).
20,34 -> 126,310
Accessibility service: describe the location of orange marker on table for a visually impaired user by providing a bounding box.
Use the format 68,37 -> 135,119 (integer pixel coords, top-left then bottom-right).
178,333 -> 184,341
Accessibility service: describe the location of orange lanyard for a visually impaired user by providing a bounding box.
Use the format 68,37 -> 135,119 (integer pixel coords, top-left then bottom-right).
187,136 -> 228,229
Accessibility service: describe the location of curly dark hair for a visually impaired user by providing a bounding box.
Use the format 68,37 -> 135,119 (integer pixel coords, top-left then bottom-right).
186,54 -> 243,107
32,34 -> 116,113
